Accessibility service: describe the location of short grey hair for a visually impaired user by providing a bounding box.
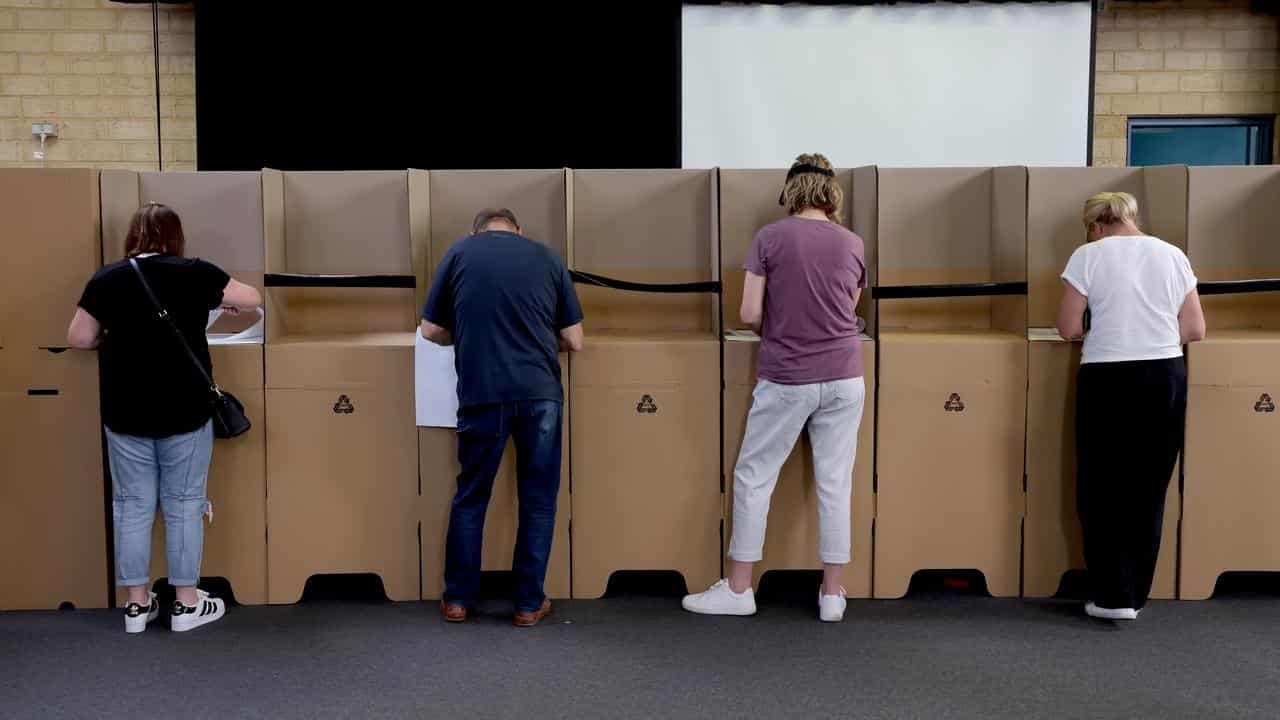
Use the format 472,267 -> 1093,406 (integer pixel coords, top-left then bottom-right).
472,207 -> 520,234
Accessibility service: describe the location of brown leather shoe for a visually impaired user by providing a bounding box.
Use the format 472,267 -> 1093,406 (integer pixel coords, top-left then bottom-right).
513,599 -> 552,627
440,601 -> 467,623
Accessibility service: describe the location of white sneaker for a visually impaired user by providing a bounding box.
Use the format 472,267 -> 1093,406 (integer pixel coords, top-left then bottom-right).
170,590 -> 225,632
682,579 -> 756,616
1085,602 -> 1138,621
123,592 -> 160,634
819,586 -> 847,622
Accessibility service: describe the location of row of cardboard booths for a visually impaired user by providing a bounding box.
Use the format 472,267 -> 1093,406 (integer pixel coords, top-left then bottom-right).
1,165 -> 1275,610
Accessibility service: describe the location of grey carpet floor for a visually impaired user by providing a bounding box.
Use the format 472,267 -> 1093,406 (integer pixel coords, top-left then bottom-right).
2,586 -> 1279,720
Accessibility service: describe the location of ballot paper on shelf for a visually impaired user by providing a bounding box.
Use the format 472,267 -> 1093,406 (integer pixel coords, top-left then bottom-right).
206,308 -> 265,345
415,332 -> 459,428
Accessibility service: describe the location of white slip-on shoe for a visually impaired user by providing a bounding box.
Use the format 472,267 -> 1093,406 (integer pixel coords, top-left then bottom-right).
123,592 -> 160,634
819,586 -> 847,623
1085,602 -> 1138,621
682,579 -> 757,616
171,590 -> 225,632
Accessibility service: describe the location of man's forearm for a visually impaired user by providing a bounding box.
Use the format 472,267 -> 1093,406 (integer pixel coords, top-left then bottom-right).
419,320 -> 454,346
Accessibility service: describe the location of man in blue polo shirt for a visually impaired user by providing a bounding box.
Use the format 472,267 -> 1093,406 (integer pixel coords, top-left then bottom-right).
421,207 -> 584,627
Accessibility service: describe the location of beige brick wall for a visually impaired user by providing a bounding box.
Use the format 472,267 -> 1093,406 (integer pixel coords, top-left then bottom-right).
0,0 -> 195,170
1095,0 -> 1280,166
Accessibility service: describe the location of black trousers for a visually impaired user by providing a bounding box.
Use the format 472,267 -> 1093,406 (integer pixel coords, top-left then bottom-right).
1076,357 -> 1187,610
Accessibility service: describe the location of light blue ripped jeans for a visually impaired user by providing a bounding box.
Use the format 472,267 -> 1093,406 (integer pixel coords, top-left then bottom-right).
106,420 -> 213,588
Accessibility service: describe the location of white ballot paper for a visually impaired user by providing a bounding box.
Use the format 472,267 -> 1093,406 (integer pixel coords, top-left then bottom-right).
415,332 -> 459,428
206,307 -> 265,345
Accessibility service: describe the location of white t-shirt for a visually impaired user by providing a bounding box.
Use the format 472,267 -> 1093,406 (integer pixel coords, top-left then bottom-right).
1060,235 -> 1197,365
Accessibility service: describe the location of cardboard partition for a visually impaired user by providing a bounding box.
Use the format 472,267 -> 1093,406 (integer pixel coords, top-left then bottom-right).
0,348 -> 107,610
718,168 -> 873,334
100,170 -> 266,334
0,169 -> 101,350
265,335 -> 418,603
1023,338 -> 1177,599
571,334 -> 721,598
1181,168 -> 1280,599
1026,166 -> 1188,328
263,170 -> 424,340
419,362 -> 571,600
109,345 -> 267,606
874,331 -> 1026,598
422,169 -> 568,318
860,166 -> 1026,333
1182,333 -> 1280,599
722,338 -> 875,597
569,169 -> 718,332
1186,166 -> 1280,330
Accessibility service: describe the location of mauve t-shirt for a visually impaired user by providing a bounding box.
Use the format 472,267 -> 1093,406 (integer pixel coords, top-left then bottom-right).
745,216 -> 868,384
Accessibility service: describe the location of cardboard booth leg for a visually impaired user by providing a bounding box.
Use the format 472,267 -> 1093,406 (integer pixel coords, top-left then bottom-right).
722,340 -> 876,598
0,349 -> 108,611
570,337 -> 722,599
1181,334 -> 1280,600
419,363 -> 571,601
1024,339 -> 1179,600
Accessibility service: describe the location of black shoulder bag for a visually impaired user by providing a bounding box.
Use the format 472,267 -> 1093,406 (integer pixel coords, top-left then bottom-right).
128,258 -> 251,439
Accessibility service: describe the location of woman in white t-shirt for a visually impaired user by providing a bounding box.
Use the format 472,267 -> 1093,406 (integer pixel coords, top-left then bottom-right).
1057,191 -> 1206,622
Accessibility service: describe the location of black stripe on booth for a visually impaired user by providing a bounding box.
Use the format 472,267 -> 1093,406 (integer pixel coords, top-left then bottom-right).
27,389 -> 59,396
570,270 -> 721,294
264,274 -> 417,289
1198,279 -> 1280,296
873,281 -> 1028,299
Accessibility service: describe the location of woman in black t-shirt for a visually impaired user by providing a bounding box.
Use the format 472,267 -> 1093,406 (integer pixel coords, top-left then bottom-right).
69,203 -> 260,634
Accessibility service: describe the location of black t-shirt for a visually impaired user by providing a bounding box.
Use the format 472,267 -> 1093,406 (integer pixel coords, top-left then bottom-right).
78,255 -> 230,438
422,231 -> 584,409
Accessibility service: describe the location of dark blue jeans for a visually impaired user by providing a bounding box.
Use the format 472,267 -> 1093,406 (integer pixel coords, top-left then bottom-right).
444,400 -> 563,612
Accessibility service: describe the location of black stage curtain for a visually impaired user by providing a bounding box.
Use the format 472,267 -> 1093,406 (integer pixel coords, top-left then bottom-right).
194,2 -> 682,170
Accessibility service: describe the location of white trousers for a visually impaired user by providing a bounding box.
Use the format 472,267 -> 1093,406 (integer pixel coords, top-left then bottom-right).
728,377 -> 865,565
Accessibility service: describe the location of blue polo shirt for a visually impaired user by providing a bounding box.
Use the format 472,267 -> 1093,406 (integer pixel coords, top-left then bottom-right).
422,231 -> 583,409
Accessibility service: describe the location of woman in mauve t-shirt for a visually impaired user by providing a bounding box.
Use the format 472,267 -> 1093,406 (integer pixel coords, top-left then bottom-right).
683,153 -> 868,623
1057,191 -> 1205,622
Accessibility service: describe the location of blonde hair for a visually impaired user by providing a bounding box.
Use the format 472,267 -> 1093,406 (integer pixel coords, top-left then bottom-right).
1082,191 -> 1139,230
781,153 -> 843,222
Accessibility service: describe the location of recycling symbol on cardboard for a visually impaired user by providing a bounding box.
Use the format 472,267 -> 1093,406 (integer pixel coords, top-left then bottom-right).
636,394 -> 658,414
943,393 -> 965,413
1255,393 -> 1275,413
333,394 -> 355,415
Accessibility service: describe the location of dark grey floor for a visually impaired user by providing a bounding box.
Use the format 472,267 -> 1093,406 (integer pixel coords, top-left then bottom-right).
2,582 -> 1279,720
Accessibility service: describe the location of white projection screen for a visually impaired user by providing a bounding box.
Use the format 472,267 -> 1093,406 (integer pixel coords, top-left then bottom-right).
682,2 -> 1093,168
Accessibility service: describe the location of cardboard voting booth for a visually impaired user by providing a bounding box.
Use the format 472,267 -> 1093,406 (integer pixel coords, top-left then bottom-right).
100,170 -> 269,604
718,168 -> 874,596
1022,167 -> 1185,599
864,167 -> 1027,599
0,168 -> 106,611
1182,166 -> 1280,600
569,169 -> 722,599
262,170 -> 422,603
419,170 -> 571,600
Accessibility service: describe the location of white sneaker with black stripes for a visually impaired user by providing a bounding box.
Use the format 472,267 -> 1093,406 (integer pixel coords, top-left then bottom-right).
170,590 -> 225,632
123,592 -> 160,634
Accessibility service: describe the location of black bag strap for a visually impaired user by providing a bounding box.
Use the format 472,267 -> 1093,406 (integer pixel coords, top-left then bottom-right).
128,257 -> 221,396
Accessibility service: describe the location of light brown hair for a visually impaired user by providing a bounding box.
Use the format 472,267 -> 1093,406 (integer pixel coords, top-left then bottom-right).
125,202 -> 186,257
1082,191 -> 1139,230
471,207 -> 521,234
781,153 -> 843,221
